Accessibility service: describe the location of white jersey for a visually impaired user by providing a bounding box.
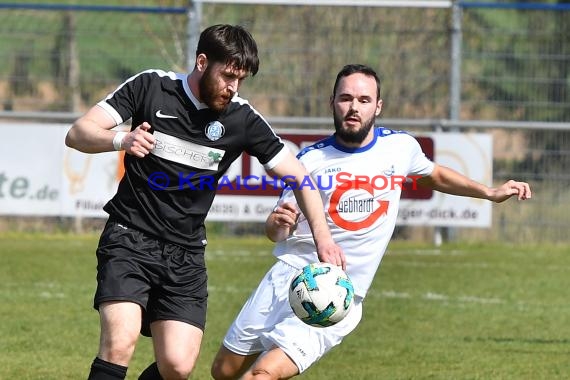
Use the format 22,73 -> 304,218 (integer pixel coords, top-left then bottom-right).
273,127 -> 435,298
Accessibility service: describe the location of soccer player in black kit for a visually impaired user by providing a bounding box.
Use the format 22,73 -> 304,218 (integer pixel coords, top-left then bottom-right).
65,24 -> 343,380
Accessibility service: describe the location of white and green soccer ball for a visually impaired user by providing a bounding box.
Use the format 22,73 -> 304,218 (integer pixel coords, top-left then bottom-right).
288,262 -> 355,327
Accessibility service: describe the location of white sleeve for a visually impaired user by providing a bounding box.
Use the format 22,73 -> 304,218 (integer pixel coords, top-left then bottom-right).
407,135 -> 435,176
274,185 -> 296,210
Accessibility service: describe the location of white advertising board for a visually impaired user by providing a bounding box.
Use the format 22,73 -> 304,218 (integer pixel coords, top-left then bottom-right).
60,147 -> 122,217
0,123 -> 120,217
397,133 -> 493,227
0,124 -> 65,215
0,123 -> 492,227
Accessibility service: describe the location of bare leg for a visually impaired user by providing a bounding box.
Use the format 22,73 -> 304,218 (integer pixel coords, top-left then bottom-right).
210,345 -> 260,380
241,347 -> 299,380
150,320 -> 204,379
97,301 -> 142,365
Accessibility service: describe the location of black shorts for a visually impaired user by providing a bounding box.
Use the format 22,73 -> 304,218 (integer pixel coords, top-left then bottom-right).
94,218 -> 207,336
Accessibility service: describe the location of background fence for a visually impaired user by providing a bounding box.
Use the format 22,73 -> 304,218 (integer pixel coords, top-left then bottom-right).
0,0 -> 568,243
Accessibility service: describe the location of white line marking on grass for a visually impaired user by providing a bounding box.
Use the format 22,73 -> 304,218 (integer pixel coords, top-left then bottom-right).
39,291 -> 66,299
387,249 -> 467,256
423,292 -> 449,301
381,290 -> 411,299
423,292 -> 503,305
458,295 -> 503,304
208,285 -> 252,294
34,282 -> 58,288
391,261 -> 491,269
370,289 -> 504,305
207,249 -> 269,258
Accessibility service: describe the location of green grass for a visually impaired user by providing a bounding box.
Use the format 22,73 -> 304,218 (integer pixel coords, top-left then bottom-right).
1,233 -> 569,379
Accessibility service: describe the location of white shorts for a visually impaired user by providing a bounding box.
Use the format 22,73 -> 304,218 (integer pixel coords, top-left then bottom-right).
222,260 -> 363,373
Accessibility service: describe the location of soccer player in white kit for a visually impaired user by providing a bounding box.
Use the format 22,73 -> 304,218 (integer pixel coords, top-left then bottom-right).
210,64 -> 532,380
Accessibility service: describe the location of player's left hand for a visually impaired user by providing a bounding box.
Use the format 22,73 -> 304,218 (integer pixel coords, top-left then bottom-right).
272,203 -> 300,229
490,180 -> 532,202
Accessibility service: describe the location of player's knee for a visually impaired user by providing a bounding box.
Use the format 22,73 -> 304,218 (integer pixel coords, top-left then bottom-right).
210,360 -> 223,379
249,367 -> 278,380
210,358 -> 236,380
157,359 -> 195,380
99,335 -> 137,365
157,355 -> 201,380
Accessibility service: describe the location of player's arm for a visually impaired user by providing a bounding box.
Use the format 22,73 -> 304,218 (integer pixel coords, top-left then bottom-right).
267,150 -> 346,269
418,163 -> 532,202
265,202 -> 299,243
65,105 -> 155,158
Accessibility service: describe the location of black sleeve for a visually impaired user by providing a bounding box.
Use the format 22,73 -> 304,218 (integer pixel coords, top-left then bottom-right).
244,109 -> 285,165
103,71 -> 150,123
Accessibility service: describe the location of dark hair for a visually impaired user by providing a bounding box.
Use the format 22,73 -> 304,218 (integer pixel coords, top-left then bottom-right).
332,64 -> 381,100
196,24 -> 260,76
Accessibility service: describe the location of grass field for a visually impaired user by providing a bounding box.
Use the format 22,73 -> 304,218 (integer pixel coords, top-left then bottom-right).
1,232 -> 568,379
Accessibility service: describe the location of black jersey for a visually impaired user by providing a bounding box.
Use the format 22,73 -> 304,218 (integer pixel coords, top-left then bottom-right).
98,69 -> 285,248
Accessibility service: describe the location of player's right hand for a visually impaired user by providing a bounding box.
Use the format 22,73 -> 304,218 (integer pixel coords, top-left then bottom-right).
316,239 -> 346,271
123,122 -> 155,158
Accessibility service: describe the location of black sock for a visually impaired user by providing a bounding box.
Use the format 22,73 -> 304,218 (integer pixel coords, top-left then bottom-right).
138,362 -> 163,380
87,357 -> 128,380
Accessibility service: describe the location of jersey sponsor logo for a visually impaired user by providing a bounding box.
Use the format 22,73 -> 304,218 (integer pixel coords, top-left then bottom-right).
324,167 -> 341,174
155,110 -> 178,119
151,130 -> 225,170
205,121 -> 225,141
328,175 -> 389,231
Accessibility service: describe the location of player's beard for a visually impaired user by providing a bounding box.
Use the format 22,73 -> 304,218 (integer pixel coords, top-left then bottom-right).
333,110 -> 375,144
199,67 -> 234,113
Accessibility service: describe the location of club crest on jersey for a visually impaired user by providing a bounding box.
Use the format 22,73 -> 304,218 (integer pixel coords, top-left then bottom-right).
205,121 -> 225,141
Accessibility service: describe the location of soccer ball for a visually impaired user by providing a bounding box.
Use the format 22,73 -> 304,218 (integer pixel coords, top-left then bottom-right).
288,262 -> 354,327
